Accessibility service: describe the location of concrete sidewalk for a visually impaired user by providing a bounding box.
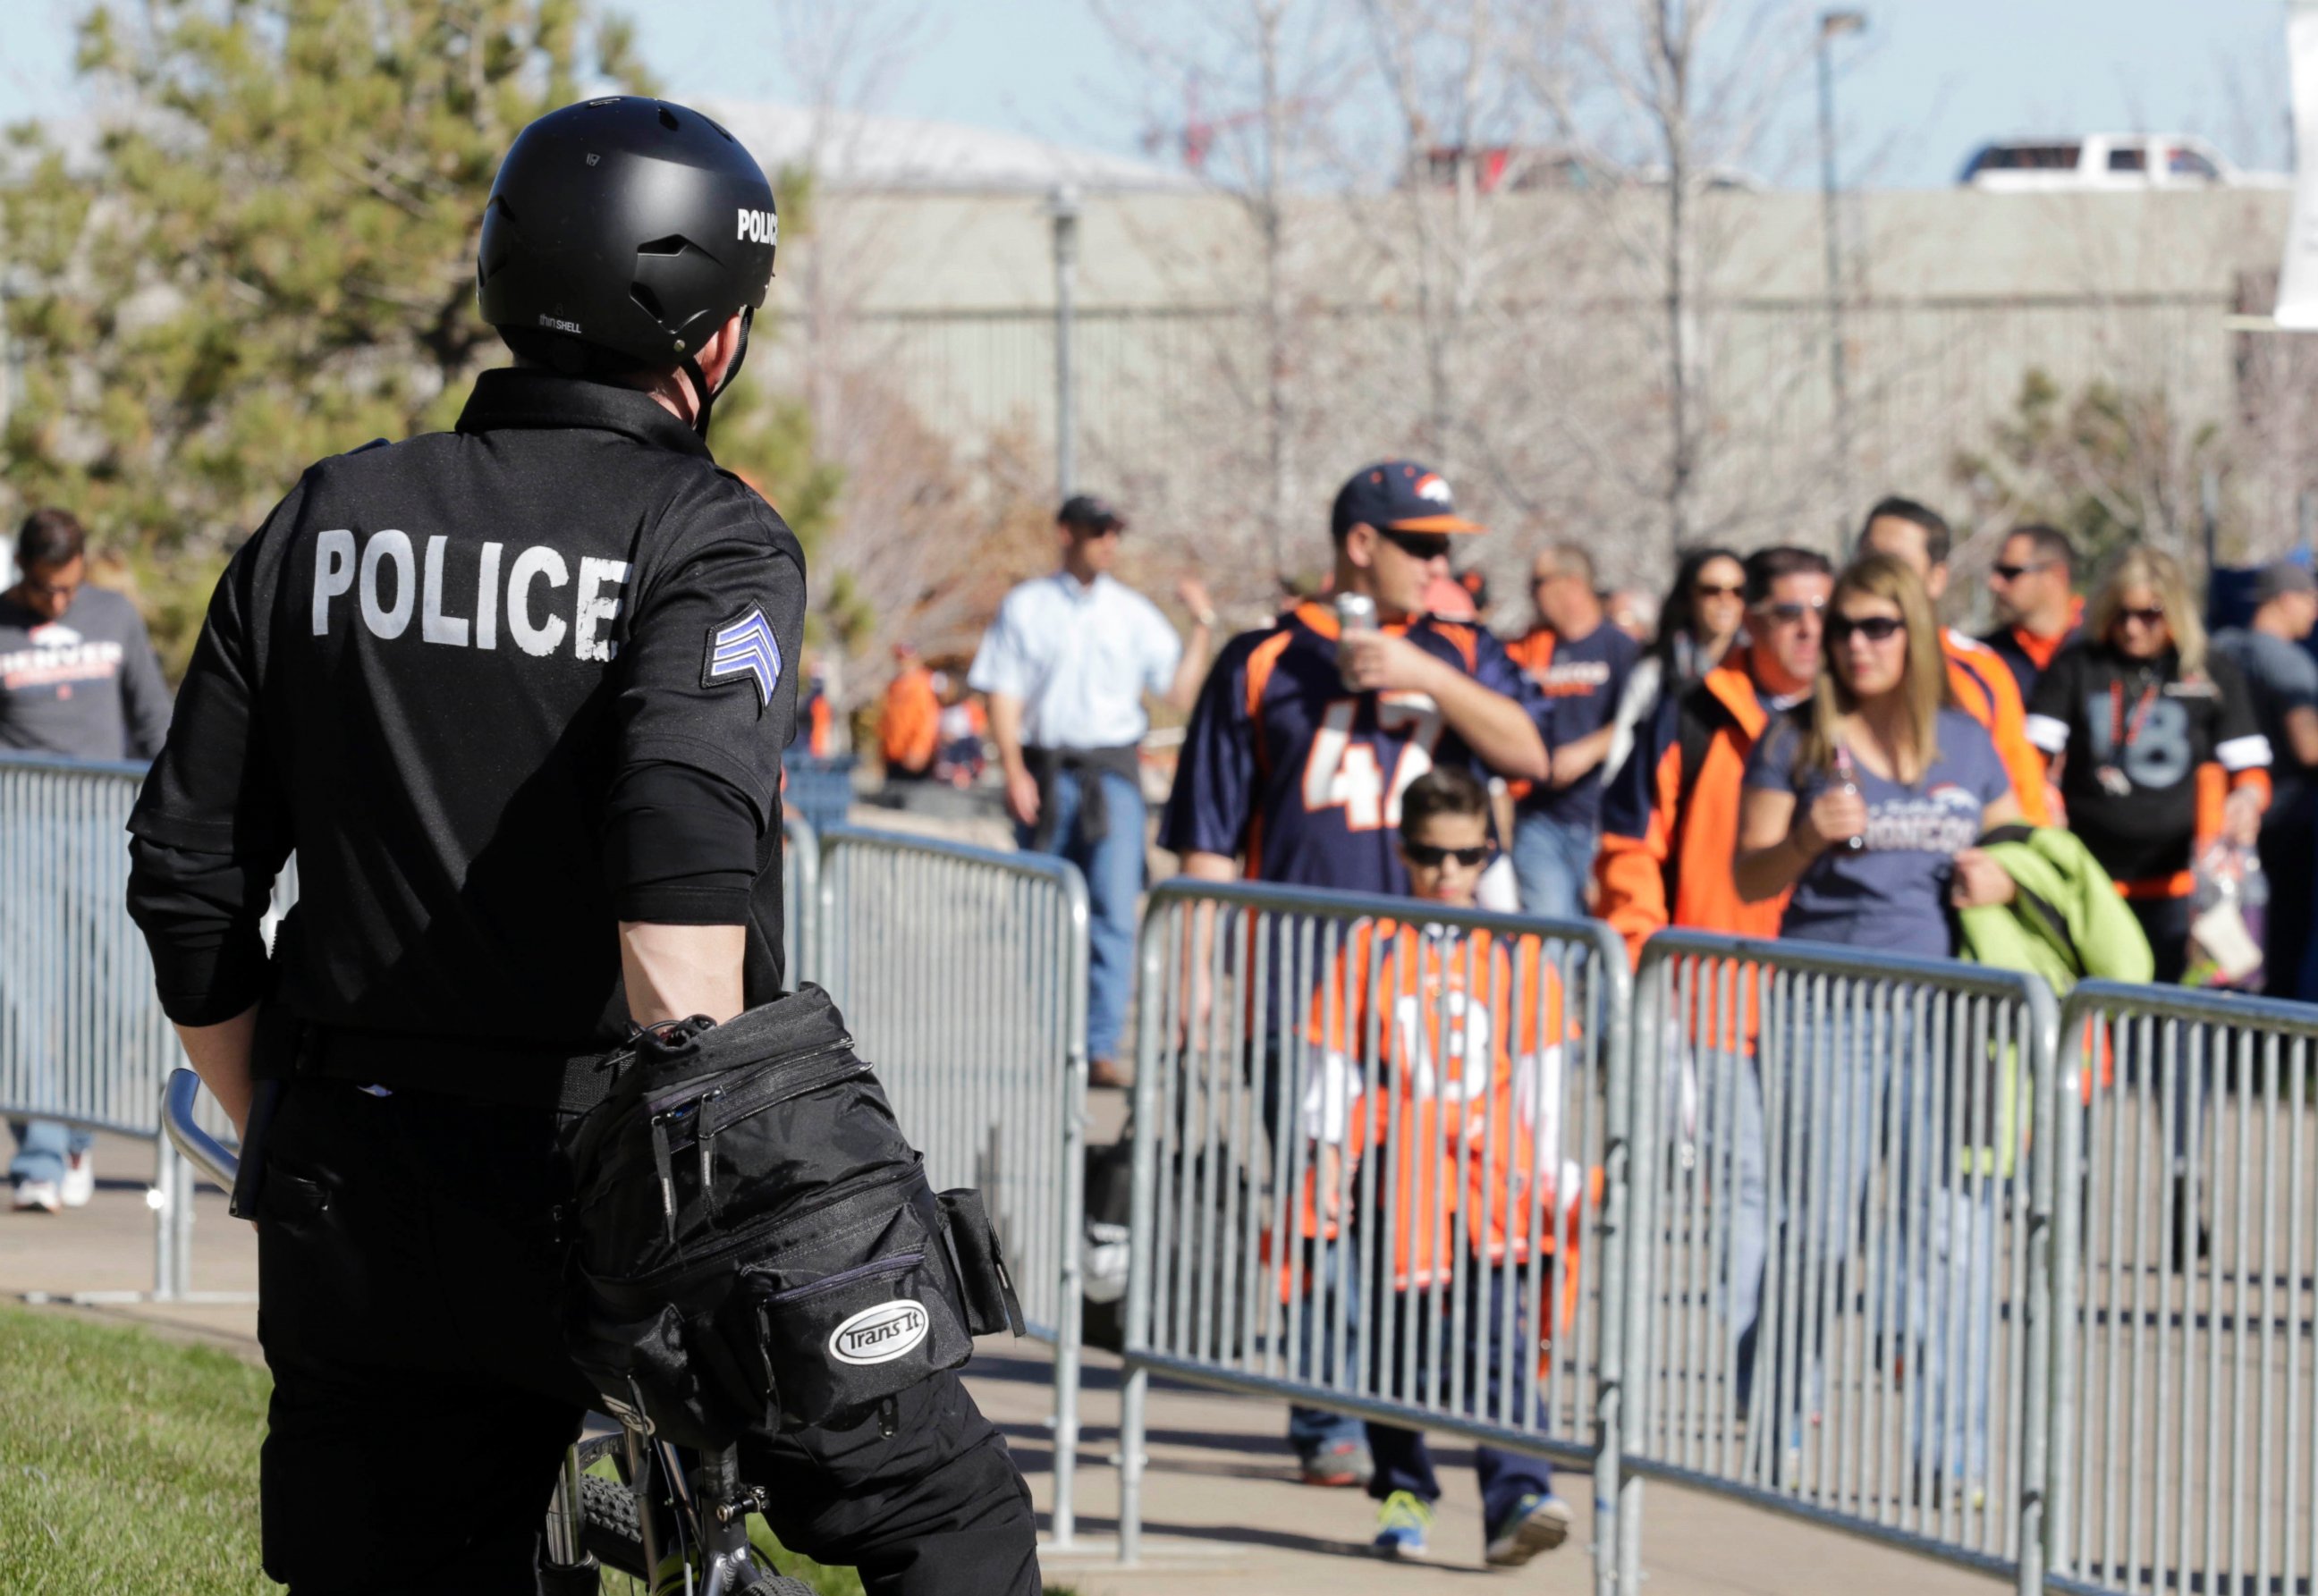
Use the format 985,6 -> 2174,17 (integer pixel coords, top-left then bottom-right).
4,1130 -> 2007,1594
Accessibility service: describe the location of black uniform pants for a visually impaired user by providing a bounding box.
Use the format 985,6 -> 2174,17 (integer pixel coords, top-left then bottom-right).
253,1077 -> 1039,1595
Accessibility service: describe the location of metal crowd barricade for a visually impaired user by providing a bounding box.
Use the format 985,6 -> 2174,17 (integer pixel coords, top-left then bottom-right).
0,751 -> 240,1301
1620,930 -> 2060,1596
782,812 -> 816,986
2047,980 -> 2318,1596
809,823 -> 1091,1545
1115,880 -> 1632,1585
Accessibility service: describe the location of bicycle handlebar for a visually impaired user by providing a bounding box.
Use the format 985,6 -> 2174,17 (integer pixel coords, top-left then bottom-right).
163,1068 -> 241,1191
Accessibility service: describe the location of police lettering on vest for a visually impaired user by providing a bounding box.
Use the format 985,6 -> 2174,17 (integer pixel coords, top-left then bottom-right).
309,528 -> 630,663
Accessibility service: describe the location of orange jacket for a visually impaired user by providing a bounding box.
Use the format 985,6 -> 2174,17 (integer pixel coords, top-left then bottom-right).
879,664 -> 940,773
1595,663 -> 1790,967
1294,920 -> 1582,1293
1942,629 -> 2052,825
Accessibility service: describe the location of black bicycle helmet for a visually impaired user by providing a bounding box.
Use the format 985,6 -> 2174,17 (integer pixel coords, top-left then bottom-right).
477,96 -> 776,435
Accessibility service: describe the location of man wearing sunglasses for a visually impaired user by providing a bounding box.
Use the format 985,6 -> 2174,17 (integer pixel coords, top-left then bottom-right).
1858,496 -> 2052,823
1978,524 -> 2081,700
1161,459 -> 1550,1490
1596,546 -> 1832,965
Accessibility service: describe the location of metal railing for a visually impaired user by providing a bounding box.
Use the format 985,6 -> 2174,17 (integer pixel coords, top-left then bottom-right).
1114,880 -> 1633,1586
810,823 -> 1092,1546
0,752 -> 240,1302
1619,931 -> 2060,1596
2047,980 -> 2318,1596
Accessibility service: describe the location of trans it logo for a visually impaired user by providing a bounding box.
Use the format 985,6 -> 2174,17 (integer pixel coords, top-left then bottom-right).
828,1301 -> 928,1366
703,607 -> 783,707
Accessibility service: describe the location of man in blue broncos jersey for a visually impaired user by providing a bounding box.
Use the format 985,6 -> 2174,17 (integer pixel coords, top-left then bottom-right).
1159,459 -> 1552,1489
1164,461 -> 1550,895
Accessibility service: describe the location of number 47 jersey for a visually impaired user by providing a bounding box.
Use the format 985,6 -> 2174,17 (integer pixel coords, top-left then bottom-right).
1160,600 -> 1551,894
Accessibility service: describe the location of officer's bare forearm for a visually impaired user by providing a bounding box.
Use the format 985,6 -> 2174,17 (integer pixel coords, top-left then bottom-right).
172,1004 -> 262,1141
988,693 -> 1029,781
620,923 -> 747,1026
1422,661 -> 1550,783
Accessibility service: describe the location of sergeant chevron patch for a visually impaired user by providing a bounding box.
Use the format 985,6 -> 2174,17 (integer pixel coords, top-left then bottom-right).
703,607 -> 783,707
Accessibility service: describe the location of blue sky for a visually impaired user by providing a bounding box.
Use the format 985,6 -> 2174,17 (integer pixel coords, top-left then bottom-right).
0,0 -> 2296,189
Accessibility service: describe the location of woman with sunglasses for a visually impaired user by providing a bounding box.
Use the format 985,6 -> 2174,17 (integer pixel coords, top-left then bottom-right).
1732,553 -> 2019,1498
2025,546 -> 2269,984
1605,546 -> 1747,784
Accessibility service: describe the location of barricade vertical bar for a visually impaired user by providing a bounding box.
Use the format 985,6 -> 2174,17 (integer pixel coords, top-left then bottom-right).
152,1132 -> 178,1300
1050,853 -> 1089,1550
1117,894 -> 1169,1566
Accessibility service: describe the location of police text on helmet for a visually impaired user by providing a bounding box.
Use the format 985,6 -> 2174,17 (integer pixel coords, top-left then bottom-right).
737,208 -> 777,246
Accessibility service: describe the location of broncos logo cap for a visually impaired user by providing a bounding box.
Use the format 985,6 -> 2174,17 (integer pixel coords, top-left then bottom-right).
1330,460 -> 1487,540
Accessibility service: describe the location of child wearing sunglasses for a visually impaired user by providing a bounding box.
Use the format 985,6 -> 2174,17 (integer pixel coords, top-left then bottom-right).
1293,765 -> 1580,1566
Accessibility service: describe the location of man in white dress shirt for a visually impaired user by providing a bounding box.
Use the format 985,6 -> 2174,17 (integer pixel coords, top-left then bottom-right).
969,494 -> 1215,1086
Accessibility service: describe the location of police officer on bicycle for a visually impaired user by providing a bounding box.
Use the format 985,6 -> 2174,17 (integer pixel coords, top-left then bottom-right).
126,97 -> 1039,1594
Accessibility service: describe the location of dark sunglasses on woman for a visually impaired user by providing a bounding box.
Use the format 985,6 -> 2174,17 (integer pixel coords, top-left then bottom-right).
1826,614 -> 1906,644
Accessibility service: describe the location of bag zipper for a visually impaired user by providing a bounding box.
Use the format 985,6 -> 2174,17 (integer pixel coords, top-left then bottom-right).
593,1044 -> 865,1194
641,1038 -> 855,1119
588,1158 -> 927,1299
760,1252 -> 924,1305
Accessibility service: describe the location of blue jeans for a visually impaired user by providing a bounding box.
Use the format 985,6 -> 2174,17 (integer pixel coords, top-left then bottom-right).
1015,767 -> 1144,1065
1365,1265 -> 1555,1522
9,1119 -> 92,1186
1286,1236 -> 1369,1460
1511,811 -> 1596,923
1750,1004 -> 1997,1484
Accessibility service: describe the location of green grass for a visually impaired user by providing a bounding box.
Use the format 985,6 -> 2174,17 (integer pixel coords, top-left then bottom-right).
0,1305 -> 1069,1596
0,1305 -> 276,1595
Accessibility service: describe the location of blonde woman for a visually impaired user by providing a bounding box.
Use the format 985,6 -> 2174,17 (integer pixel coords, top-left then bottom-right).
1730,553 -> 2018,1499
1734,553 -> 2022,937
2026,545 -> 2269,983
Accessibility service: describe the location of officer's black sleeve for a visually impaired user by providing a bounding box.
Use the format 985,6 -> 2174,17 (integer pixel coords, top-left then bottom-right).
125,499 -> 297,1025
603,475 -> 806,925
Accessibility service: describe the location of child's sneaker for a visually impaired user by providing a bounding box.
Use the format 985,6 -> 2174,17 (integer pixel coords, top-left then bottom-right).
61,1150 -> 94,1209
1483,1492 -> 1572,1567
12,1179 -> 60,1215
1372,1490 -> 1434,1559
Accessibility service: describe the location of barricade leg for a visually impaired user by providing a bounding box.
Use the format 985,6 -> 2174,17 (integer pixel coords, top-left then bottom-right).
1118,1364 -> 1148,1565
1050,1054 -> 1088,1549
152,1132 -> 179,1301
173,1138 -> 196,1296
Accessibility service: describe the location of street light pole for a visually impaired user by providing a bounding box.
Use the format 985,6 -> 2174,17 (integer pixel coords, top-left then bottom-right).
1047,184 -> 1082,502
1817,10 -> 1865,532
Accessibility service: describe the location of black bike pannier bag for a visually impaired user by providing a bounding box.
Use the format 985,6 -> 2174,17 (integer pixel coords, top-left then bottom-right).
560,984 -> 1020,1447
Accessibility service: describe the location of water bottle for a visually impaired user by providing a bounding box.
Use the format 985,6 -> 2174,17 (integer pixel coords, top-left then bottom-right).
1335,592 -> 1377,692
1831,745 -> 1866,853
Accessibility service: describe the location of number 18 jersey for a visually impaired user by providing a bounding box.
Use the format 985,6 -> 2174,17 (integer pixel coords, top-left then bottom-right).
1160,601 -> 1549,892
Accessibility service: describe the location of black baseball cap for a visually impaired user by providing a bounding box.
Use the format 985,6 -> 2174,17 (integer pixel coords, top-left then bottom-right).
1331,460 -> 1485,541
2254,561 -> 2317,604
1058,494 -> 1126,532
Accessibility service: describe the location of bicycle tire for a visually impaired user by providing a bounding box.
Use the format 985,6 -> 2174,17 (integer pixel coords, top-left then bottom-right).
578,1474 -> 648,1579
